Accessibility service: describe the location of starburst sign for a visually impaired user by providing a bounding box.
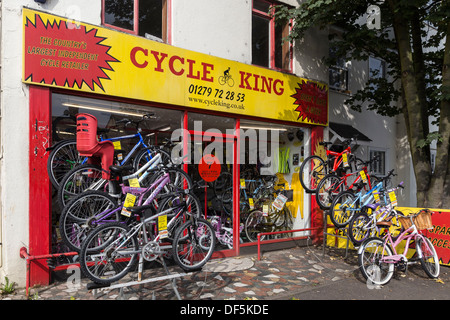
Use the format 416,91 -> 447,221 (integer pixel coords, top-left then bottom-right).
24,13 -> 119,92
291,80 -> 328,125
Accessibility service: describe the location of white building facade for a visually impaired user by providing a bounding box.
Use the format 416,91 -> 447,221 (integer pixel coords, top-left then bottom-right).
0,0 -> 413,287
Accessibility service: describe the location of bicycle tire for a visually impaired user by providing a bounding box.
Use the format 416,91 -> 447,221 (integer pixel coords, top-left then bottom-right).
244,209 -> 272,242
157,192 -> 202,240
59,190 -> 119,252
315,174 -> 343,210
329,190 -> 357,228
213,172 -> 233,199
143,167 -> 193,194
47,139 -> 83,189
79,222 -> 139,285
172,218 -> 216,271
348,211 -> 372,246
417,236 -> 440,278
358,237 -> 394,286
299,155 -> 327,193
57,163 -> 105,209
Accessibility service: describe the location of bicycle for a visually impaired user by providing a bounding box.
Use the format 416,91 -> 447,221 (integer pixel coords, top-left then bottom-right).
47,113 -> 170,189
329,169 -> 396,228
244,187 -> 293,242
59,154 -> 194,252
315,156 -> 378,210
358,209 -> 439,286
209,215 -> 244,249
56,139 -> 175,209
347,182 -> 405,246
299,139 -> 360,194
79,195 -> 215,285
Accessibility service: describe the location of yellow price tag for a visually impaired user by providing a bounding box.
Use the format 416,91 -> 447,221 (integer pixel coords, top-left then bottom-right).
121,193 -> 136,217
129,178 -> 140,188
113,141 -> 121,150
262,205 -> 269,216
342,153 -> 349,167
389,191 -> 398,206
158,215 -> 168,239
240,179 -> 246,189
373,191 -> 380,203
249,198 -> 254,209
360,170 -> 368,183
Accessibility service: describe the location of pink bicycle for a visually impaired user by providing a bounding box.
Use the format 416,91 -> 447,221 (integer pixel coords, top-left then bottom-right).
358,209 -> 440,286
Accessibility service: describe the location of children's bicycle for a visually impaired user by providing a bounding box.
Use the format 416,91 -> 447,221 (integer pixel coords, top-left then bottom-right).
79,196 -> 215,285
299,139 -> 360,194
59,153 -> 194,252
329,169 -> 396,228
347,182 -> 405,246
358,209 -> 439,286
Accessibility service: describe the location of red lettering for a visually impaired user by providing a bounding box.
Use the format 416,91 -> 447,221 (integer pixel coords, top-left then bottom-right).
239,71 -> 252,90
201,63 -> 214,82
260,76 -> 273,93
186,59 -> 200,79
130,47 -> 148,68
169,55 -> 184,76
274,79 -> 284,95
150,50 -> 168,72
253,74 -> 260,92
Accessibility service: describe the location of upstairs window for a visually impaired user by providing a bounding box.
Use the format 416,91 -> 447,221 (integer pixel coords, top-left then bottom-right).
103,0 -> 168,42
252,0 -> 291,71
329,46 -> 349,92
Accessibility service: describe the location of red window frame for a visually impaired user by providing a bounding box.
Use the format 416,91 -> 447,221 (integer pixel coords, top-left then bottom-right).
252,0 -> 293,72
101,0 -> 171,43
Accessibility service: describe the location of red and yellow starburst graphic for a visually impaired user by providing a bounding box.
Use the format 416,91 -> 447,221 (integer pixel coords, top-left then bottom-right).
24,13 -> 119,92
291,80 -> 328,125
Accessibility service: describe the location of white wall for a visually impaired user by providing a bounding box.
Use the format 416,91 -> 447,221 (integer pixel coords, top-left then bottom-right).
171,0 -> 252,64
0,0 -> 101,286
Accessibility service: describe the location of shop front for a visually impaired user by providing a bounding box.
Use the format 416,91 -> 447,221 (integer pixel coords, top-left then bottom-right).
23,8 -> 328,286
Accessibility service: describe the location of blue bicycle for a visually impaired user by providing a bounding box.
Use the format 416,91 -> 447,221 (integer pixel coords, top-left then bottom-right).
329,169 -> 396,228
47,114 -> 170,188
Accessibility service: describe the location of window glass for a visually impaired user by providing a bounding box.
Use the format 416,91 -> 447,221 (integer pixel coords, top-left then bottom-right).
369,149 -> 386,175
329,46 -> 348,91
369,57 -> 385,79
253,0 -> 271,13
252,14 -> 270,68
139,0 -> 164,39
104,0 -> 135,31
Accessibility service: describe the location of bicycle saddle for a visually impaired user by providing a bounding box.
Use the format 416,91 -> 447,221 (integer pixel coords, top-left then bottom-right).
376,220 -> 392,229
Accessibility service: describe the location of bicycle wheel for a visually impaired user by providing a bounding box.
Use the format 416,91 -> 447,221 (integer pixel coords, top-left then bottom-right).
157,192 -> 202,239
417,236 -> 440,278
144,167 -> 193,194
348,211 -> 372,246
299,155 -> 327,193
329,190 -> 357,228
245,210 -> 272,242
57,163 -> 105,209
47,139 -> 83,189
59,190 -> 119,252
358,237 -> 394,286
213,172 -> 232,199
172,218 -> 216,271
315,174 -> 343,210
79,222 -> 139,285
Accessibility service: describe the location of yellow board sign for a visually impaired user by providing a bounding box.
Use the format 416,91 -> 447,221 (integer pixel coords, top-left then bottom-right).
23,8 -> 328,126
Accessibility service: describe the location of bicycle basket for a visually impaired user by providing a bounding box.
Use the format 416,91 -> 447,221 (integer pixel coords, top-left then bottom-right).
414,209 -> 433,230
398,209 -> 433,231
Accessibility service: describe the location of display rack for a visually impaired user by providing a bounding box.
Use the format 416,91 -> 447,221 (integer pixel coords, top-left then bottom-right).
87,256 -> 187,300
322,210 -> 350,258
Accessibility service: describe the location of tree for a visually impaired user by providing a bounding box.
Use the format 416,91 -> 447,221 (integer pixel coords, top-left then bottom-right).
274,0 -> 450,208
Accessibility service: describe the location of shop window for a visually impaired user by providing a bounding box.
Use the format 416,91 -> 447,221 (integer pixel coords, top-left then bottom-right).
329,46 -> 349,92
252,0 -> 291,71
103,0 -> 167,42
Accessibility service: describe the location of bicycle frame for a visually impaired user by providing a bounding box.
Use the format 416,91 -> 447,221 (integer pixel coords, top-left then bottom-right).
378,224 -> 431,265
325,145 -> 352,172
81,131 -> 151,166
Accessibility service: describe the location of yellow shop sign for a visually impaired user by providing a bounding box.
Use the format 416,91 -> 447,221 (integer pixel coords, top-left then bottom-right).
23,8 -> 328,126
